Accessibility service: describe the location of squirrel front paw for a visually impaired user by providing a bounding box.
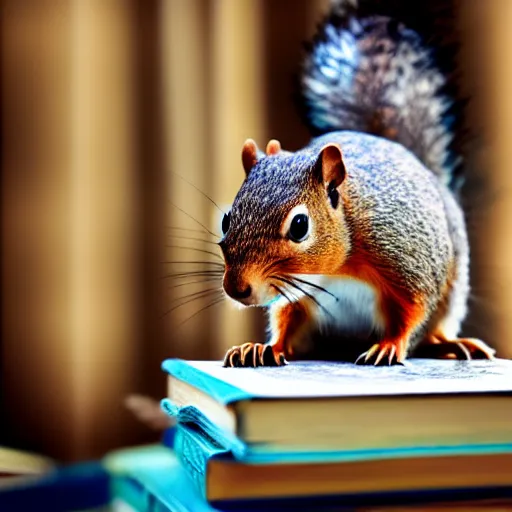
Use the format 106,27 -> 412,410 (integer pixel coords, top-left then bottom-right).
223,342 -> 287,368
355,341 -> 404,366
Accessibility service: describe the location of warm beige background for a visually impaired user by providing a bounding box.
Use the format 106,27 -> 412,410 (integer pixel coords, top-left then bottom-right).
1,0 -> 511,461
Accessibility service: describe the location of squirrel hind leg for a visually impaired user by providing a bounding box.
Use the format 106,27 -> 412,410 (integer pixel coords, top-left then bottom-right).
414,334 -> 496,360
414,259 -> 495,360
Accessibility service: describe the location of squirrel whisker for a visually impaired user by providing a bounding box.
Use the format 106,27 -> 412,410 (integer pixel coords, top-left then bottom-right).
167,286 -> 222,305
160,260 -> 225,268
166,234 -> 222,247
272,276 -> 335,320
171,171 -> 226,216
288,276 -> 339,301
270,284 -> 293,305
165,245 -> 224,261
169,202 -> 221,239
175,295 -> 225,330
162,288 -> 223,318
167,278 -> 223,290
167,226 -> 217,237
160,270 -> 224,281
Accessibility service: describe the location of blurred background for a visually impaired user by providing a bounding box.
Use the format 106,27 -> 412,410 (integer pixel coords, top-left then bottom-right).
1,0 -> 512,463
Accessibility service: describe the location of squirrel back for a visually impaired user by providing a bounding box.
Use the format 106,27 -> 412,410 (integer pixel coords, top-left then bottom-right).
300,0 -> 465,192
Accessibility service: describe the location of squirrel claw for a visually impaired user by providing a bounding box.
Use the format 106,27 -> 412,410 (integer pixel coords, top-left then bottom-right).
415,336 -> 496,360
223,343 -> 287,368
355,342 -> 402,366
459,338 -> 496,359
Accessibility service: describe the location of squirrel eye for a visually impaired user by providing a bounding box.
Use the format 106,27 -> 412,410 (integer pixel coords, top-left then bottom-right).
222,212 -> 231,235
288,213 -> 309,243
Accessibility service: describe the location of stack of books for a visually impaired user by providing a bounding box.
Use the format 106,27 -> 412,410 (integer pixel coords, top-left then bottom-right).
160,357 -> 512,510
3,359 -> 511,511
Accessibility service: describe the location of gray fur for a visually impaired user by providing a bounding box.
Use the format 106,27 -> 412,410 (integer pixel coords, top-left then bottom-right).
329,132 -> 452,298
314,132 -> 461,349
302,12 -> 457,187
223,131 -> 468,352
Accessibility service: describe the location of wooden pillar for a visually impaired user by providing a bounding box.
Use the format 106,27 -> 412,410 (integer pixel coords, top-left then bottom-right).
480,0 -> 512,358
1,0 -> 142,460
1,0 -> 75,460
69,0 -> 140,458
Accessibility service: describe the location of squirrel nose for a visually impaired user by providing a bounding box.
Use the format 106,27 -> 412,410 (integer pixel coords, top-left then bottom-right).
231,284 -> 252,300
223,271 -> 255,305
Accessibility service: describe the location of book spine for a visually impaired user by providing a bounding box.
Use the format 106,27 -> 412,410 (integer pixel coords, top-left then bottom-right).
174,425 -> 208,499
174,423 -> 228,501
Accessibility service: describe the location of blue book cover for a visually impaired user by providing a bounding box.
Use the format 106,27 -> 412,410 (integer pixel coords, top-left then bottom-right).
161,358 -> 512,460
0,461 -> 110,511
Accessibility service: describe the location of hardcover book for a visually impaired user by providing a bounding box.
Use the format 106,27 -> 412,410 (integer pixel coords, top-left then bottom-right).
161,358 -> 512,459
173,422 -> 512,503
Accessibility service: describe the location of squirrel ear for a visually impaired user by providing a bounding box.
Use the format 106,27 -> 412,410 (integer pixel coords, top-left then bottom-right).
242,139 -> 259,176
266,139 -> 281,156
316,143 -> 346,188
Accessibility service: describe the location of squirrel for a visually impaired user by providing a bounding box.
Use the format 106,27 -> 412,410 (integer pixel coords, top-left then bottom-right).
220,0 -> 496,367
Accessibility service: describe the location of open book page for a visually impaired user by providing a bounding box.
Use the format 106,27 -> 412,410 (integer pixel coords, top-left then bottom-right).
185,359 -> 512,399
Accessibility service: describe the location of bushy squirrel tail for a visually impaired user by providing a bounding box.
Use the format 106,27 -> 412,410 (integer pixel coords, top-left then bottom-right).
300,0 -> 466,191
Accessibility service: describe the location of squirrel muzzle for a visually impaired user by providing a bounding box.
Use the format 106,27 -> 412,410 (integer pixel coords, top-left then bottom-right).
223,264 -> 277,307
223,269 -> 256,306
